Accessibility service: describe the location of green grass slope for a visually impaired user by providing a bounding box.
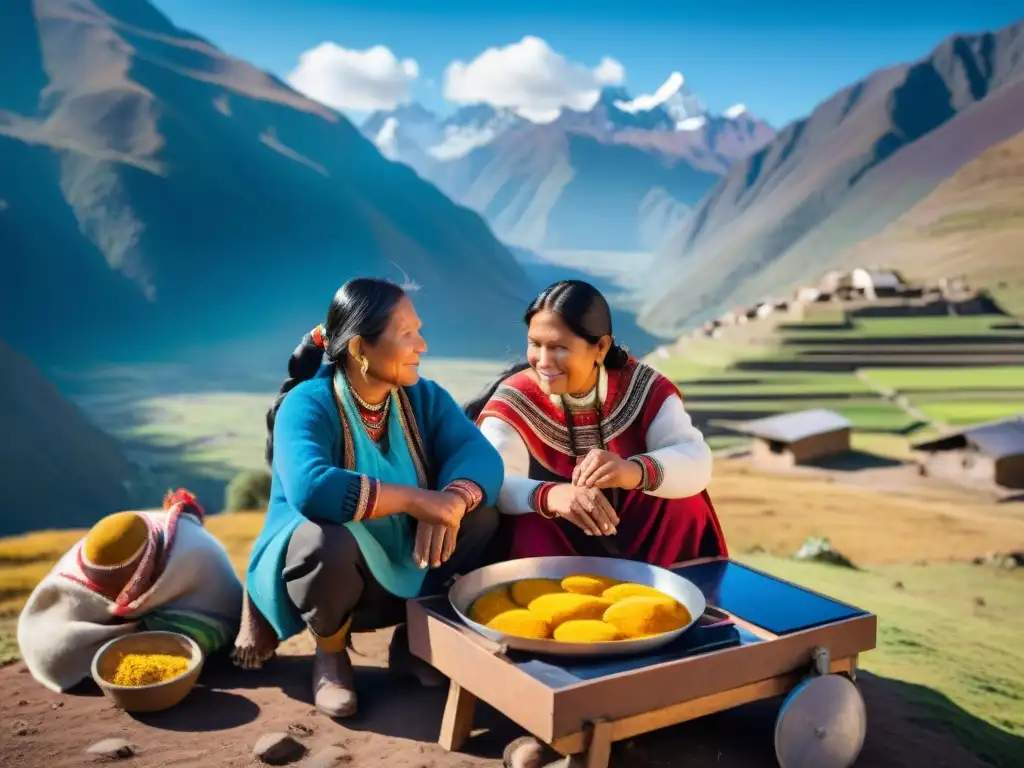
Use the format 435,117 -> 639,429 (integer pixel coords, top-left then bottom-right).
653,311 -> 1024,449
747,556 -> 1024,768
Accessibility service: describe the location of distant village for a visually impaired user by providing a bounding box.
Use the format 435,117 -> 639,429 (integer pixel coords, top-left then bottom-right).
694,267 -> 998,339
659,267 -> 1024,499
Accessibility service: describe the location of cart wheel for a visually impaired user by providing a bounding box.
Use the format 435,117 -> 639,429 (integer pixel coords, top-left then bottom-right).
774,673 -> 866,768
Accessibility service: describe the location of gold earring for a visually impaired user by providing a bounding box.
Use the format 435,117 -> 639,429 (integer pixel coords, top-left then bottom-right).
357,355 -> 370,379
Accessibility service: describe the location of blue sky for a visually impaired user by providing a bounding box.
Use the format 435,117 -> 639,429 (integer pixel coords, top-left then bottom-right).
153,0 -> 1022,127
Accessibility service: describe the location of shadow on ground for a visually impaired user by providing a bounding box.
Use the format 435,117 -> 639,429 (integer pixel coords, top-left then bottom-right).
194,654 -> 1024,768
805,450 -> 905,471
2,646 -> 1022,768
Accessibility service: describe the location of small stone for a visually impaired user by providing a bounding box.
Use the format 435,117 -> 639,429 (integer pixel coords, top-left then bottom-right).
892,581 -> 904,590
305,746 -> 352,767
253,733 -> 306,765
17,699 -> 28,706
1000,552 -> 1023,570
793,537 -> 856,569
12,720 -> 37,736
975,596 -> 986,607
51,701 -> 64,710
86,738 -> 135,759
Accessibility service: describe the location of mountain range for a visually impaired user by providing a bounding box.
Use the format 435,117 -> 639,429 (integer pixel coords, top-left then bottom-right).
361,75 -> 776,252
0,0 -> 544,533
0,0 -> 537,373
2,0 -> 1022,532
639,20 -> 1024,334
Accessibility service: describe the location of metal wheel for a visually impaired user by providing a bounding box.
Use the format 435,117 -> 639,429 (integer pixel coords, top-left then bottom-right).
775,674 -> 866,768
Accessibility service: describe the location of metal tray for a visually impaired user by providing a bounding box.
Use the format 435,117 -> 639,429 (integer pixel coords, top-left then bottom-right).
448,556 -> 707,657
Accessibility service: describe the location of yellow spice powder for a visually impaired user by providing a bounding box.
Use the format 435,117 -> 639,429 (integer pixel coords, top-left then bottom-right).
111,653 -> 190,686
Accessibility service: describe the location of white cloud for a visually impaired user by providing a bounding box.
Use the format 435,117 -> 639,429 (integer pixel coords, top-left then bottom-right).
443,36 -> 626,122
287,43 -> 419,111
724,103 -> 748,119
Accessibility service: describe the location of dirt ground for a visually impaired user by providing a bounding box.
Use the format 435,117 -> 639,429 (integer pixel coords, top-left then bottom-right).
708,459 -> 1024,565
0,626 -> 997,768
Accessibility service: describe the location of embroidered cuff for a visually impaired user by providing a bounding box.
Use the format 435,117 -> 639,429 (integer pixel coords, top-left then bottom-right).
628,455 -> 665,492
444,479 -> 485,513
528,482 -> 558,519
352,475 -> 381,521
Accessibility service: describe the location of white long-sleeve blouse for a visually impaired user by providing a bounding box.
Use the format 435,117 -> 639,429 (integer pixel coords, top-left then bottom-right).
480,393 -> 713,515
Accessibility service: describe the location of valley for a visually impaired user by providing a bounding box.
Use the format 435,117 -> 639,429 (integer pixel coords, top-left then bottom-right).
2,2 -> 1023,766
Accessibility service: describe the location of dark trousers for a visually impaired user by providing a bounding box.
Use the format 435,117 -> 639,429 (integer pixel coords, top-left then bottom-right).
283,506 -> 499,638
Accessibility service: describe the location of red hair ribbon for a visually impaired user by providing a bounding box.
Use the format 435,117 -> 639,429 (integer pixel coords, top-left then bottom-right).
311,324 -> 326,349
163,488 -> 205,518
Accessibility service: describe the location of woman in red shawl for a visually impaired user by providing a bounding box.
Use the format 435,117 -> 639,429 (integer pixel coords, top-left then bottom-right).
464,280 -> 727,567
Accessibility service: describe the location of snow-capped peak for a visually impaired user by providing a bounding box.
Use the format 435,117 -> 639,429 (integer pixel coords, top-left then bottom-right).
374,116 -> 401,161
613,72 -> 686,114
676,116 -> 707,131
724,103 -> 748,119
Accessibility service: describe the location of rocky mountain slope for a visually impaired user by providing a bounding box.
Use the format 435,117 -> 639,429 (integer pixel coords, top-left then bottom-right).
362,74 -> 775,252
842,129 -> 1024,290
640,20 -> 1024,334
0,0 -> 536,370
0,339 -> 139,535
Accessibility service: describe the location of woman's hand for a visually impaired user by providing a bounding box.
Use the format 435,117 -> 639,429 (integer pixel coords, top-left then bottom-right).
413,521 -> 458,569
408,489 -> 467,528
546,484 -> 619,536
573,449 -> 642,491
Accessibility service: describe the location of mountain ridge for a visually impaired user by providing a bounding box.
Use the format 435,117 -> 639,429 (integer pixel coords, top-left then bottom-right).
841,128 -> 1024,294
0,0 -> 537,370
360,75 -> 775,252
639,19 -> 1024,334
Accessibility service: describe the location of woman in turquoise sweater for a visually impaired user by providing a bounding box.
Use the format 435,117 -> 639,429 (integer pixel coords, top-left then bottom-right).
232,278 -> 503,719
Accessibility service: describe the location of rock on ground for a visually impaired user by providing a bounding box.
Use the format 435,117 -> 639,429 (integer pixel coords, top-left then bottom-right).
86,738 -> 135,759
252,732 -> 306,764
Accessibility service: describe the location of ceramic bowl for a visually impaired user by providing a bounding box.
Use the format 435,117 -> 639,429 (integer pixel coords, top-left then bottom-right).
91,631 -> 203,713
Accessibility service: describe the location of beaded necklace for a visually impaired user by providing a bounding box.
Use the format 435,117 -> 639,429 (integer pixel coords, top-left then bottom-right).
348,379 -> 392,443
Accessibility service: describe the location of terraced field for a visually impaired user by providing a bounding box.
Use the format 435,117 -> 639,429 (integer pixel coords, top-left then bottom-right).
652,311 -> 1024,451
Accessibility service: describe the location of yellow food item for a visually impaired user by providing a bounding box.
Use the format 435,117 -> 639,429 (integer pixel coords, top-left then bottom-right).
560,574 -> 622,596
84,512 -> 149,566
603,596 -> 691,638
469,586 -> 519,625
510,578 -> 564,607
486,609 -> 552,639
527,592 -> 612,626
110,652 -> 189,687
553,620 -> 623,642
601,582 -> 669,603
